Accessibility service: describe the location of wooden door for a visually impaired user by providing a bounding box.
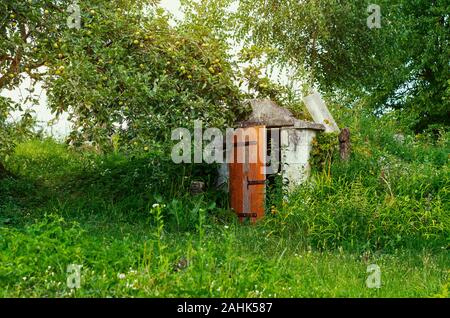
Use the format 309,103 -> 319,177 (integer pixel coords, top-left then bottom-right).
229,125 -> 266,222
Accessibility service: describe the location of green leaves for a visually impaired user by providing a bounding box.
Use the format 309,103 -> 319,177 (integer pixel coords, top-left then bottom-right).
42,2 -> 244,151
218,0 -> 449,131
0,0 -> 244,155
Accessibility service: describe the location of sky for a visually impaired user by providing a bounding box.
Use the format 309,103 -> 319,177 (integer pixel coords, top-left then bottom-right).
1,0 -> 184,139
161,0 -> 183,19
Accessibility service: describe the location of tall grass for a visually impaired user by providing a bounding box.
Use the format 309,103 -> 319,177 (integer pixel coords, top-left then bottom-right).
0,111 -> 449,297
1,214 -> 448,297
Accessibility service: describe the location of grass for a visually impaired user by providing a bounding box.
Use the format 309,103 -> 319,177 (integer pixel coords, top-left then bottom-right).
0,113 -> 449,298
1,213 -> 448,297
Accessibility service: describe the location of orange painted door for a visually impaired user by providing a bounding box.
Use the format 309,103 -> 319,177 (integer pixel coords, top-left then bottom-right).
229,125 -> 266,222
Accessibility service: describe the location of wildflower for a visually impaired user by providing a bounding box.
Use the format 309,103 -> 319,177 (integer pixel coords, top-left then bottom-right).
224,225 -> 229,229
118,273 -> 126,280
271,205 -> 278,215
152,203 -> 160,208
128,268 -> 137,275
126,279 -> 139,290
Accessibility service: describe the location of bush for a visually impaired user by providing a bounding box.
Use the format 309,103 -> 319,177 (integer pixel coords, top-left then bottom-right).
278,112 -> 450,251
280,172 -> 449,251
44,4 -> 246,151
0,97 -> 34,165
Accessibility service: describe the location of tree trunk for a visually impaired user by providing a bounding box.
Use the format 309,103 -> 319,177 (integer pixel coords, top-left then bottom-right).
0,161 -> 10,179
339,128 -> 351,161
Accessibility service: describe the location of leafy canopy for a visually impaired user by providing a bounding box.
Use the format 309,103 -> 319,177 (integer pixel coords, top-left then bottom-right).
1,0 -> 246,154
213,0 -> 450,131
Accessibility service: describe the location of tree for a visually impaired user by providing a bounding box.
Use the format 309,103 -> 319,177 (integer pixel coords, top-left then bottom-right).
212,0 -> 449,131
0,96 -> 34,169
389,0 -> 449,131
0,0 -> 78,90
44,3 -> 245,151
0,0 -> 72,161
1,0 -> 246,156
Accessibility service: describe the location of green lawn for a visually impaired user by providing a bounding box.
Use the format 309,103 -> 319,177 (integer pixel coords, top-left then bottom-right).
0,140 -> 448,297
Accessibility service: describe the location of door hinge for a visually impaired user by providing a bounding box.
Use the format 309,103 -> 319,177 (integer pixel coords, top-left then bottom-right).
247,177 -> 265,188
237,213 -> 258,218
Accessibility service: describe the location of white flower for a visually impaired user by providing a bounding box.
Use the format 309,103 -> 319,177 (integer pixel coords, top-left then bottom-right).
152,203 -> 160,208
224,225 -> 229,229
118,273 -> 126,279
22,277 -> 27,281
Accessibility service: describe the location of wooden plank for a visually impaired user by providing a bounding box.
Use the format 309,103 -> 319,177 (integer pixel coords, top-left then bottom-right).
229,125 -> 266,223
